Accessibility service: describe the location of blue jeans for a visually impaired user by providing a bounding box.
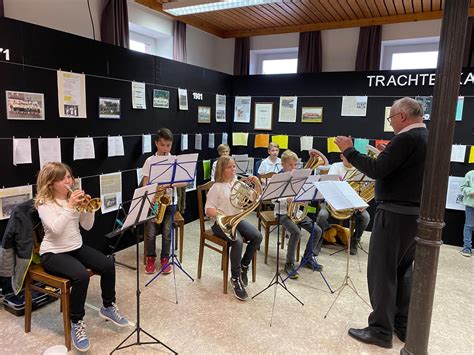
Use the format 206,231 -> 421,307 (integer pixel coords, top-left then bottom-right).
464,205 -> 473,249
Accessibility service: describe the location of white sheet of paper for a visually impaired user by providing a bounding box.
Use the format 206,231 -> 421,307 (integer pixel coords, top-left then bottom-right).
209,133 -> 215,148
132,82 -> 146,109
148,153 -> 198,185
178,88 -> 188,110
446,176 -> 466,210
195,133 -> 202,150
234,96 -> 251,123
136,168 -> 143,186
121,183 -> 157,230
181,134 -> 188,151
38,138 -> 62,168
175,153 -> 199,183
216,94 -> 226,122
261,169 -> 312,201
278,96 -> 297,123
222,132 -> 228,145
100,172 -> 122,214
233,154 -> 253,175
314,180 -> 369,210
107,136 -> 125,157
57,70 -> 87,118
13,138 -> 32,166
300,136 -> 313,151
341,96 -> 368,117
142,134 -> 152,154
73,137 -> 95,160
450,145 -> 466,162
0,185 -> 34,220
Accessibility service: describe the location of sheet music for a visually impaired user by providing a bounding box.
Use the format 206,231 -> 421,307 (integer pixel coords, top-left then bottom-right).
222,132 -> 228,145
121,183 -> 157,230
209,133 -> 215,148
13,138 -> 32,166
38,138 -> 61,168
73,137 -> 95,160
175,153 -> 199,183
149,153 -> 198,185
195,133 -> 202,150
233,154 -> 253,175
107,136 -> 124,157
181,134 -> 188,151
142,134 -> 152,154
314,181 -> 368,210
260,169 -> 311,201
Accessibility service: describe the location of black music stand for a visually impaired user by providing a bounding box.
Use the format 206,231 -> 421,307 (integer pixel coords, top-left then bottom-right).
312,180 -> 372,319
108,183 -> 177,354
232,154 -> 253,177
280,175 -> 333,293
144,153 -> 198,304
252,168 -> 311,326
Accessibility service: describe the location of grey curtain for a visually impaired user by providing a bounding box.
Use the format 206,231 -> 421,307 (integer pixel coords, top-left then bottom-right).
101,0 -> 129,48
297,31 -> 322,73
355,26 -> 382,71
463,17 -> 474,67
233,37 -> 250,75
173,21 -> 187,62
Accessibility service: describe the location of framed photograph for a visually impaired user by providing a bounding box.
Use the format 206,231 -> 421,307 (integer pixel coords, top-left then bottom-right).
99,97 -> 121,119
254,102 -> 273,130
0,185 -> 33,220
6,91 -> 45,120
301,107 -> 323,123
198,106 -> 211,123
153,89 -> 170,109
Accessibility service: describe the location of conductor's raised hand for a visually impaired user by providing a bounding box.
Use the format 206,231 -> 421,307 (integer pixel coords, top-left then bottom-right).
334,136 -> 353,152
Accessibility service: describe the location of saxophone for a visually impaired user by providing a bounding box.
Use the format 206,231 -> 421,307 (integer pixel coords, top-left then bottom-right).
153,185 -> 171,224
216,177 -> 262,241
287,149 -> 329,223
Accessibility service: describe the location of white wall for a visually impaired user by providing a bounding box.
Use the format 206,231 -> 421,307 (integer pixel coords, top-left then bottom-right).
382,19 -> 441,41
4,0 -> 107,40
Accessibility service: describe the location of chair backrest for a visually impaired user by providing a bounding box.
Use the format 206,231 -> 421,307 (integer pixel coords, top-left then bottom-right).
258,172 -> 275,183
197,181 -> 215,234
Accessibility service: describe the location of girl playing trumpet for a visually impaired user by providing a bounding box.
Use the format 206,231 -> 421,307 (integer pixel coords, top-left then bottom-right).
35,162 -> 128,352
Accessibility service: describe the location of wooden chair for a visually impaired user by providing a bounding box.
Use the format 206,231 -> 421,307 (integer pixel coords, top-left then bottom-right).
196,181 -> 256,294
24,226 -> 95,351
143,210 -> 185,264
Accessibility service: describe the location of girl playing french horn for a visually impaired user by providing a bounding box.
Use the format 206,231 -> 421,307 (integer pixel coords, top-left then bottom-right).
205,156 -> 262,301
35,162 -> 128,352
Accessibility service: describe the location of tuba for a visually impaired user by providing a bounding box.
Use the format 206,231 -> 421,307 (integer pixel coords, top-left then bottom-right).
66,185 -> 102,213
328,145 -> 380,220
287,149 -> 329,223
153,185 -> 171,224
216,177 -> 262,241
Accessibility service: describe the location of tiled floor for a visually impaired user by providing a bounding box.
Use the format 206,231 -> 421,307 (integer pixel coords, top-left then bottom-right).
1,215 -> 472,354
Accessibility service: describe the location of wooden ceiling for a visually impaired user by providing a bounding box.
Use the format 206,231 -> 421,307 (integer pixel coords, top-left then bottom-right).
135,0 -> 474,38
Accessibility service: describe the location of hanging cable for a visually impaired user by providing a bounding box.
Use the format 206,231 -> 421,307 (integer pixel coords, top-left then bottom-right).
87,0 -> 96,40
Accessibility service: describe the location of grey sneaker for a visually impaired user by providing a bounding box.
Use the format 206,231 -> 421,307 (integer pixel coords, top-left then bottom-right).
285,262 -> 299,279
99,302 -> 129,327
71,320 -> 90,352
230,277 -> 248,301
240,265 -> 249,287
461,247 -> 472,257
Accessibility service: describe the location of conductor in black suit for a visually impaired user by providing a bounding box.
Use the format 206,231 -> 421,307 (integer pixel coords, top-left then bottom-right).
335,97 -> 428,349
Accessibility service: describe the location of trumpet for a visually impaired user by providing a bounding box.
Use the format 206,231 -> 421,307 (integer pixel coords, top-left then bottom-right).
66,185 -> 102,213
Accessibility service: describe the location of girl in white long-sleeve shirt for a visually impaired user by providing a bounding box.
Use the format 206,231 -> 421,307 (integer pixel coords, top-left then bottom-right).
35,162 -> 128,352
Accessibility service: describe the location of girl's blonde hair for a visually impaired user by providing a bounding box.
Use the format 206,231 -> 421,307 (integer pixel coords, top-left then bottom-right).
281,149 -> 298,163
215,156 -> 234,183
34,162 -> 73,207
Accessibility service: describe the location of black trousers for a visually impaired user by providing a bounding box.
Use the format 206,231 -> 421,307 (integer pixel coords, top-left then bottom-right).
367,207 -> 417,339
41,244 -> 116,322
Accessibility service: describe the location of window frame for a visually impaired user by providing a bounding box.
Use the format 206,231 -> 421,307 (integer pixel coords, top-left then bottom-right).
380,37 -> 439,70
250,48 -> 298,75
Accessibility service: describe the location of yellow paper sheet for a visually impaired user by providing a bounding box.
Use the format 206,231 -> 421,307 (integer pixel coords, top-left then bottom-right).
254,134 -> 270,148
469,146 -> 474,163
271,135 -> 288,149
232,132 -> 249,146
327,137 -> 341,153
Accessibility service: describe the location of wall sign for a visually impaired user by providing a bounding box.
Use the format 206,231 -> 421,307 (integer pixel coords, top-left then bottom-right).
367,72 -> 474,88
192,92 -> 203,100
0,48 -> 10,61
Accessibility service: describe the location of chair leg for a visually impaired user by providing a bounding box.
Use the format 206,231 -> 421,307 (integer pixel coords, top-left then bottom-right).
252,253 -> 256,283
24,274 -> 32,333
258,218 -> 262,232
179,225 -> 184,262
223,245 -> 229,294
264,225 -> 270,265
61,288 -> 71,351
197,235 -> 205,279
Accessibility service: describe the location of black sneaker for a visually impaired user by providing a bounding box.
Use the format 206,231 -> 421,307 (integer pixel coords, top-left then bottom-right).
230,278 -> 248,301
302,256 -> 324,271
240,265 -> 249,287
284,262 -> 299,279
350,247 -> 358,255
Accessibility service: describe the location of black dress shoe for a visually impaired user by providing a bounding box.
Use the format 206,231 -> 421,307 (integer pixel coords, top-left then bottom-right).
348,327 -> 393,349
394,327 -> 406,342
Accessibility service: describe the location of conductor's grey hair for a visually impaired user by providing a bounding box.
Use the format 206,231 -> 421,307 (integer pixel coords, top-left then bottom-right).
392,97 -> 423,118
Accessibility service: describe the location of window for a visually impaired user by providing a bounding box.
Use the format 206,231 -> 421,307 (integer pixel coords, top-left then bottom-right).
129,31 -> 156,55
380,37 -> 439,70
250,48 -> 298,75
